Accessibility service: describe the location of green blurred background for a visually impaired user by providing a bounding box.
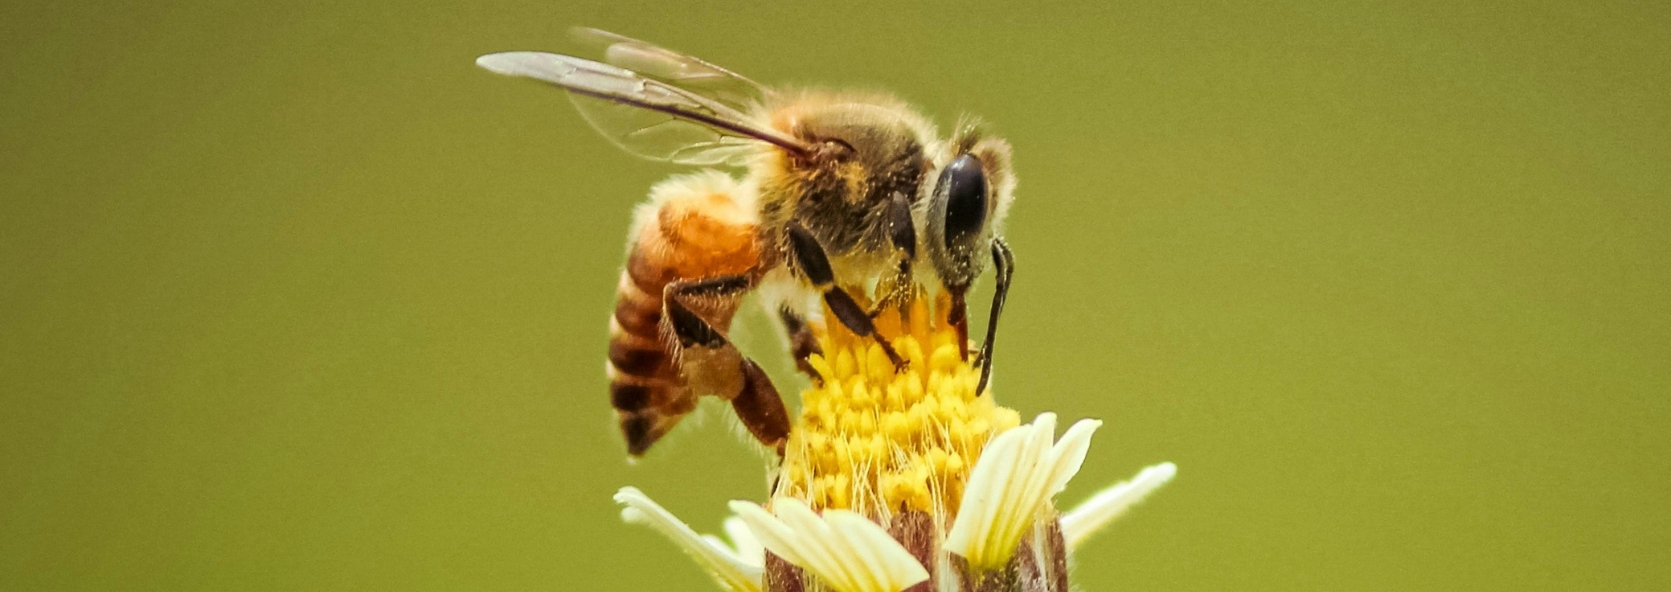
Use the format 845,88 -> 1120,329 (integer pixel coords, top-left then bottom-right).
3,0 -> 1667,589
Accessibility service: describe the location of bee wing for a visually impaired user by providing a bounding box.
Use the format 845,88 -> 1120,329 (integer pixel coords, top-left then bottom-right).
569,27 -> 771,113
477,51 -> 810,166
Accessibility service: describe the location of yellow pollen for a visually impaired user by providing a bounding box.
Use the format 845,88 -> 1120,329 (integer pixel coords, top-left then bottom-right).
774,292 -> 1022,518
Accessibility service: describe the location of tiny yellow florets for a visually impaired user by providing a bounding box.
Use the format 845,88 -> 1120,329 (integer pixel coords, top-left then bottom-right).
774,293 -> 1021,519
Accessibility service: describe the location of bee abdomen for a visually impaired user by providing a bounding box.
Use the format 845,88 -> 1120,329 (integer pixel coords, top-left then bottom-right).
608,263 -> 685,455
606,171 -> 763,456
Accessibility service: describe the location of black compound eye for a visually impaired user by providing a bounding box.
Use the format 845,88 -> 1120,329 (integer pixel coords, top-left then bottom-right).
940,153 -> 988,247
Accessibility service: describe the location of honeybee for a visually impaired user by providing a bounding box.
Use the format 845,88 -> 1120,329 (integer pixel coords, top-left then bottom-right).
477,28 -> 1016,456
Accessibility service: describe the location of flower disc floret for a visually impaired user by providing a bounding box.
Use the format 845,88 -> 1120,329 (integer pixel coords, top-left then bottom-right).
775,295 -> 1020,517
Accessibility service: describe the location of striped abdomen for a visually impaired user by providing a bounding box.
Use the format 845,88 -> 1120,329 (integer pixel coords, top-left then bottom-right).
608,173 -> 760,456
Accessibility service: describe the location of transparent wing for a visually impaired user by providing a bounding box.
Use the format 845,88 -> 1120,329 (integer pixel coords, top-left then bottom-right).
570,27 -> 771,112
476,51 -> 809,166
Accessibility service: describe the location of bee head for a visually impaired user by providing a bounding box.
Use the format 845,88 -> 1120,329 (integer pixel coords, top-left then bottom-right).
925,128 -> 1014,295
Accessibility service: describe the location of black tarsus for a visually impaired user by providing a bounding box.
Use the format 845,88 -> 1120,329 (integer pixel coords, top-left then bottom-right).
825,284 -> 905,368
826,289 -> 877,337
976,237 -> 1014,396
786,222 -> 905,368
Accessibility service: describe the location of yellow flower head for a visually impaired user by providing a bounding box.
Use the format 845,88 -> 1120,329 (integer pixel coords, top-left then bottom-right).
776,293 -> 1020,517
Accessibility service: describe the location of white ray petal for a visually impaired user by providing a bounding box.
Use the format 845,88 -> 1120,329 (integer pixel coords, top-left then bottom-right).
775,499 -> 852,590
944,420 -> 1028,564
1044,419 -> 1101,494
729,498 -> 929,592
724,515 -> 765,565
945,414 -> 1104,571
949,416 -> 1022,568
614,487 -> 763,592
1060,462 -> 1178,551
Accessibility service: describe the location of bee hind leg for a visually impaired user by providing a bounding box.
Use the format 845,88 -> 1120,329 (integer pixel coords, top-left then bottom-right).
786,222 -> 906,370
663,275 -> 791,452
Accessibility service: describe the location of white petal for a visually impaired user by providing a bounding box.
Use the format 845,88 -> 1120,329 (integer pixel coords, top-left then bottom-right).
775,499 -> 851,588
724,516 -> 765,565
944,420 -> 1028,564
729,498 -> 929,592
614,487 -> 763,592
1060,462 -> 1177,551
945,414 -> 1104,571
1044,419 -> 1101,494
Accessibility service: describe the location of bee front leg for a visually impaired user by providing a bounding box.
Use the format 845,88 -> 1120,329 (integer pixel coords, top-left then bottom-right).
786,222 -> 906,369
975,237 -> 1014,395
870,191 -> 920,317
664,275 -> 791,452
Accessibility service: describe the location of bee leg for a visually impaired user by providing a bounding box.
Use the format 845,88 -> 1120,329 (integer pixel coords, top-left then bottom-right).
734,358 -> 789,456
867,261 -> 910,319
778,307 -> 824,383
975,237 -> 1014,395
786,222 -> 907,369
663,275 -> 791,451
870,190 -> 919,317
947,289 -> 970,361
887,190 -> 917,262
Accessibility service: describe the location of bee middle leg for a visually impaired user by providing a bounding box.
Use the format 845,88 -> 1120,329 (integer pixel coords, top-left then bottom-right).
785,222 -> 906,369
778,307 -> 824,383
663,275 -> 791,452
